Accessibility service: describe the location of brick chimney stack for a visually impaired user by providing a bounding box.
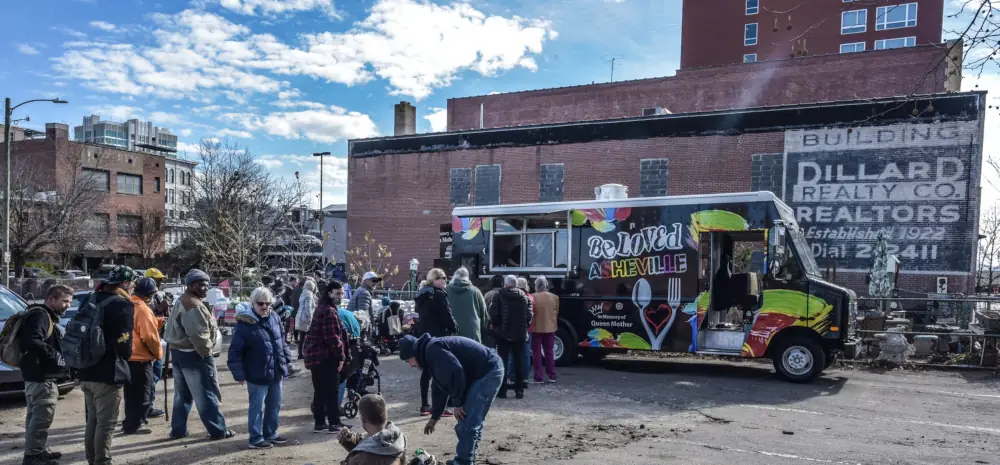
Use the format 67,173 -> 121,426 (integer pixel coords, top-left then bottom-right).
394,101 -> 416,136
45,123 -> 69,141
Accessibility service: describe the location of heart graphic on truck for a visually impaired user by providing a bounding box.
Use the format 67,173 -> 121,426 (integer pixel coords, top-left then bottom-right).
643,304 -> 673,335
633,277 -> 680,350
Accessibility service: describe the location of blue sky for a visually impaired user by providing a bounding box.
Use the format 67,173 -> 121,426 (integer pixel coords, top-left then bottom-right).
3,0 -> 999,208
1,0 -> 683,207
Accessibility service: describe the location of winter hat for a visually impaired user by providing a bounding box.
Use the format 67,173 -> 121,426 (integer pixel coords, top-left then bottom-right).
134,278 -> 157,298
105,265 -> 137,285
398,335 -> 418,361
185,269 -> 211,286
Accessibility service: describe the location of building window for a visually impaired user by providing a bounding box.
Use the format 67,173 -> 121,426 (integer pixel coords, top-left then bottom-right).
154,177 -> 161,193
875,36 -> 916,50
841,9 -> 867,34
746,0 -> 758,15
744,23 -> 758,46
116,214 -> 141,236
876,3 -> 917,30
86,213 -> 110,236
117,173 -> 142,196
81,168 -> 110,192
840,42 -> 866,53
743,53 -> 757,63
169,169 -> 175,183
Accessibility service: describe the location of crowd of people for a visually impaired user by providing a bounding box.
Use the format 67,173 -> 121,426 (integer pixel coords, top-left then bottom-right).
11,264 -> 560,465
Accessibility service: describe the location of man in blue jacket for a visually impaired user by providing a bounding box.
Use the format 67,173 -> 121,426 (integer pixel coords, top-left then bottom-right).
399,334 -> 504,465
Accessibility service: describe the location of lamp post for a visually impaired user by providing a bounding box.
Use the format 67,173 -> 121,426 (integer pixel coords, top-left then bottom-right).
311,151 -> 330,263
3,97 -> 68,286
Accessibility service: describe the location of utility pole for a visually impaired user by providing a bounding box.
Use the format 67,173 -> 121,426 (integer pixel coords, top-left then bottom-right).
2,97 -> 68,287
602,55 -> 623,83
312,151 -> 330,267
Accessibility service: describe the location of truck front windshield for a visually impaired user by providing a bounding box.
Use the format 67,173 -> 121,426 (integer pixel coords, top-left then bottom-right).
788,227 -> 821,277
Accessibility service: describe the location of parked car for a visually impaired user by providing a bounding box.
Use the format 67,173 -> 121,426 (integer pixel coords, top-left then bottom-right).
0,285 -> 77,398
67,291 -> 223,357
56,269 -> 88,279
22,267 -> 53,279
91,265 -> 115,281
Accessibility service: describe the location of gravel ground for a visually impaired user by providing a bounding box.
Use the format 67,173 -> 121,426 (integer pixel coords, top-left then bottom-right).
1,344 -> 999,465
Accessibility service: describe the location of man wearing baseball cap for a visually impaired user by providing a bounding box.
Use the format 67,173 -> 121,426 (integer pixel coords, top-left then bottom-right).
80,265 -> 137,465
348,271 -> 381,325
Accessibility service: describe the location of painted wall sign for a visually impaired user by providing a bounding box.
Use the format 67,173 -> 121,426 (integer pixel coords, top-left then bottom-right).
783,122 -> 982,273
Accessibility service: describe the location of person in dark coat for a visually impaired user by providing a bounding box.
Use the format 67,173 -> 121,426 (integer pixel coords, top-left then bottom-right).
19,284 -> 73,465
399,334 -> 503,465
228,287 -> 293,449
480,275 -> 504,349
487,275 -> 532,399
79,266 -> 136,465
413,268 -> 458,416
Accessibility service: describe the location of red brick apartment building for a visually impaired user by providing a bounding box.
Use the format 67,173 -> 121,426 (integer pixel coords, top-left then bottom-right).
681,0 -> 944,68
349,43 -> 980,296
1,123 -> 166,270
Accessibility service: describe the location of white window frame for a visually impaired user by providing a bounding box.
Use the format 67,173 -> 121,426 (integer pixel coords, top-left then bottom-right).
841,9 -> 867,35
488,216 -> 571,274
876,3 -> 918,31
875,36 -> 916,50
840,42 -> 866,53
746,0 -> 759,15
744,23 -> 758,46
743,53 -> 758,63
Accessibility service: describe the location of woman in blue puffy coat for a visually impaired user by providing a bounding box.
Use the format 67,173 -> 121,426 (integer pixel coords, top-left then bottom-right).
227,287 -> 293,449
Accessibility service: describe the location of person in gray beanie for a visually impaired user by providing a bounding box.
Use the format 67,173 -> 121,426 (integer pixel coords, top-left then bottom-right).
399,334 -> 504,465
163,269 -> 235,441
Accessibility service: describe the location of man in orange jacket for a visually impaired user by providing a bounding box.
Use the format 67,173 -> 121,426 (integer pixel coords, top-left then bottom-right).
123,278 -> 164,435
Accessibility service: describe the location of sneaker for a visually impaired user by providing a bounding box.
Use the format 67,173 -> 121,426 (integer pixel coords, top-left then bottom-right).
123,427 -> 153,435
248,441 -> 273,449
441,409 -> 454,418
419,405 -> 432,416
147,408 -> 165,418
167,433 -> 189,441
22,455 -> 58,465
313,424 -> 328,433
329,424 -> 351,434
40,450 -> 62,460
547,378 -> 556,384
268,436 -> 288,445
532,378 -> 545,384
515,391 -> 525,399
209,429 -> 237,441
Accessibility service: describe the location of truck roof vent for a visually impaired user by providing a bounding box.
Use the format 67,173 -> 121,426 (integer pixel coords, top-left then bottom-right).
595,183 -> 628,200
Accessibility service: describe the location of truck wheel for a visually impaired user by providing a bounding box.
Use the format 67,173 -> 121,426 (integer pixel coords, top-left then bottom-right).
772,336 -> 825,383
554,326 -> 578,367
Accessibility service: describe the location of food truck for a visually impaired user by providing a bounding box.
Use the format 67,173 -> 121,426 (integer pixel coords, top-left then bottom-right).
449,187 -> 858,383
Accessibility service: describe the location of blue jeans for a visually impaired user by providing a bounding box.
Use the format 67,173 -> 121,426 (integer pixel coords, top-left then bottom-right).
454,350 -> 504,465
247,382 -> 282,445
506,335 -> 531,382
169,350 -> 228,438
339,380 -> 347,406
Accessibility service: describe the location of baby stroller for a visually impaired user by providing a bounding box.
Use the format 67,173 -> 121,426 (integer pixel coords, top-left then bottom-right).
376,301 -> 405,356
342,335 -> 382,419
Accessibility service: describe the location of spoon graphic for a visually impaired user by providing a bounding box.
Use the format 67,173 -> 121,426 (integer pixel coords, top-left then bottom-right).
633,278 -> 653,346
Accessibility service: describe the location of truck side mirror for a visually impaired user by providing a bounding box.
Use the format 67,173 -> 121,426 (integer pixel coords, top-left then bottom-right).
768,225 -> 787,278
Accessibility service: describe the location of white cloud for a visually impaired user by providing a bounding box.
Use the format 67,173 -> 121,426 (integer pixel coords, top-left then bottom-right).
424,107 -> 447,132
255,158 -> 284,169
89,21 -> 118,32
260,153 -> 349,206
224,108 -> 379,143
52,2 -> 555,101
149,111 -> 184,124
217,128 -> 255,138
177,128 -> 193,136
52,27 -> 87,39
213,0 -> 339,18
176,141 -> 202,154
17,44 -> 40,55
88,104 -> 143,121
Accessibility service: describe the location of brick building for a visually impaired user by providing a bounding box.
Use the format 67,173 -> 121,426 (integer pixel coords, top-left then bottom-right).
1,123 -> 167,271
349,88 -> 984,295
681,0 -> 944,69
447,44 -> 959,131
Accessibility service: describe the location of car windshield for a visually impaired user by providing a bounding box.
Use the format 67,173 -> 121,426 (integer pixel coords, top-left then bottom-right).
0,287 -> 28,320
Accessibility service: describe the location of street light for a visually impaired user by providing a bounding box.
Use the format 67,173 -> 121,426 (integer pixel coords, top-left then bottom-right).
312,151 -> 331,264
3,97 -> 68,286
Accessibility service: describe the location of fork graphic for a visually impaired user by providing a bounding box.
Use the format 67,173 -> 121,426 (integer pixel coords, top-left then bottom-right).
640,277 -> 680,351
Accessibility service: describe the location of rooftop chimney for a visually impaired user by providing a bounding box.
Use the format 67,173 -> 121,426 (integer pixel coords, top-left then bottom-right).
45,123 -> 69,141
394,101 -> 416,136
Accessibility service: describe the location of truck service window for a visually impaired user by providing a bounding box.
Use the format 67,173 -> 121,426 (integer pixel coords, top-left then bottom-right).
490,213 -> 570,271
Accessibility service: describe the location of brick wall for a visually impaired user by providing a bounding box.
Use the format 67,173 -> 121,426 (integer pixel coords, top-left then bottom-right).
447,45 -> 954,131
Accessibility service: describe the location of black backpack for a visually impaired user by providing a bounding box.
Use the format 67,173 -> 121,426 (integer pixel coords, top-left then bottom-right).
61,293 -> 120,370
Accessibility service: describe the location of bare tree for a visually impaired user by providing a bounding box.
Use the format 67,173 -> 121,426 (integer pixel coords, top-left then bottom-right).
342,231 -> 400,287
189,139 -> 307,279
3,146 -> 106,276
120,203 -> 167,262
978,204 -> 1000,292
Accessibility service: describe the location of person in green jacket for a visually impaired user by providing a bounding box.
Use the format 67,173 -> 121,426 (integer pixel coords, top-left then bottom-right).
445,267 -> 488,343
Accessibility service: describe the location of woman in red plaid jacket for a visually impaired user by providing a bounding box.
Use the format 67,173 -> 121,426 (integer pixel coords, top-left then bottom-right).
303,281 -> 352,433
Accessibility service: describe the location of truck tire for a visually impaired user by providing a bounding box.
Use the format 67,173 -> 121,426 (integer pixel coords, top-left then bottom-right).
772,335 -> 825,383
554,326 -> 578,367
